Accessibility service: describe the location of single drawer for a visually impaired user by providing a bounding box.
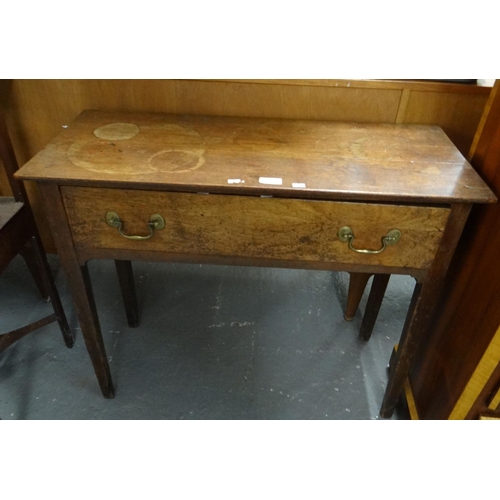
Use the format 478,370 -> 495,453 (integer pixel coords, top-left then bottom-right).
61,186 -> 450,269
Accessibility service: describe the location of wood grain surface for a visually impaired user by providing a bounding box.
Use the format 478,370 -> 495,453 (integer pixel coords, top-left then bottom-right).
1,79 -> 490,252
403,91 -> 489,154
213,79 -> 492,94
16,110 -> 495,205
449,324 -> 500,418
6,81 -> 495,413
489,382 -> 500,411
62,186 -> 450,270
408,81 -> 500,419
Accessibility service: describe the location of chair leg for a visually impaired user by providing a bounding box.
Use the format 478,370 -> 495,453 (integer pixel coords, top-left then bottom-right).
20,240 -> 50,301
114,260 -> 140,328
29,235 -> 75,348
0,314 -> 57,354
359,274 -> 390,342
344,272 -> 372,321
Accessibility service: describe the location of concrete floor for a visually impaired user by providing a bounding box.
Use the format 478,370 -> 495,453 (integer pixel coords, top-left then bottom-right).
0,255 -> 414,419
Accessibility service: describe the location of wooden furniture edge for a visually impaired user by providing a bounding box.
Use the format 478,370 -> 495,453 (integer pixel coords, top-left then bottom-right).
189,79 -> 493,95
14,179 -> 495,207
380,203 -> 472,418
74,245 -> 428,280
390,344 -> 420,420
453,324 -> 500,419
468,82 -> 500,159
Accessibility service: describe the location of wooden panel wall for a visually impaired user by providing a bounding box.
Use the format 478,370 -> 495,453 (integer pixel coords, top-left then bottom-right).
408,81 -> 500,419
403,91 -> 489,155
0,79 -> 491,252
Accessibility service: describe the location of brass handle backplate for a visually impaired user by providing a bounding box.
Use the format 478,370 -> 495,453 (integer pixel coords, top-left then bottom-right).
105,212 -> 165,240
338,226 -> 401,254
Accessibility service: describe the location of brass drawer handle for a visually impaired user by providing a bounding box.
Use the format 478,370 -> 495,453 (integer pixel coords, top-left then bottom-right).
338,226 -> 401,254
105,212 -> 165,240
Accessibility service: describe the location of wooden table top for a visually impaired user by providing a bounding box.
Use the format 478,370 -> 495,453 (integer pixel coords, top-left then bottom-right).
16,110 -> 496,204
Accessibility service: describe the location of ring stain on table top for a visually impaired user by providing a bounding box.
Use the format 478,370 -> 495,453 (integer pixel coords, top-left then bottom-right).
149,149 -> 205,173
93,123 -> 140,141
67,122 -> 206,175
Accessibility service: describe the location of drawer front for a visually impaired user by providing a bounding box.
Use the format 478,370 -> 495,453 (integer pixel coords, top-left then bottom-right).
61,186 -> 450,269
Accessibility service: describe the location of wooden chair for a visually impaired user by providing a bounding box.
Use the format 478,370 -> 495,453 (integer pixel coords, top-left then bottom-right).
0,114 -> 74,354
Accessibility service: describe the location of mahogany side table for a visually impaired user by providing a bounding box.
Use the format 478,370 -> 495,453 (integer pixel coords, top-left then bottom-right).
16,110 -> 496,417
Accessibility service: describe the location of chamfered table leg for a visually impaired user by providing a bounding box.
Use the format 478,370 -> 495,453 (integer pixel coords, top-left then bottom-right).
38,184 -> 114,398
344,272 -> 372,321
359,274 -> 390,341
114,260 -> 140,328
78,263 -> 114,398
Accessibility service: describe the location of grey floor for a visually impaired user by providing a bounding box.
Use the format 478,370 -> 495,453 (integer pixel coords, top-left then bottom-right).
0,255 -> 414,419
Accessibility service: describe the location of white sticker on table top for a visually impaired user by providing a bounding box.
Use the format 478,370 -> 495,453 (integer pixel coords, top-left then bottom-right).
292,182 -> 306,188
227,179 -> 245,184
259,177 -> 283,185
